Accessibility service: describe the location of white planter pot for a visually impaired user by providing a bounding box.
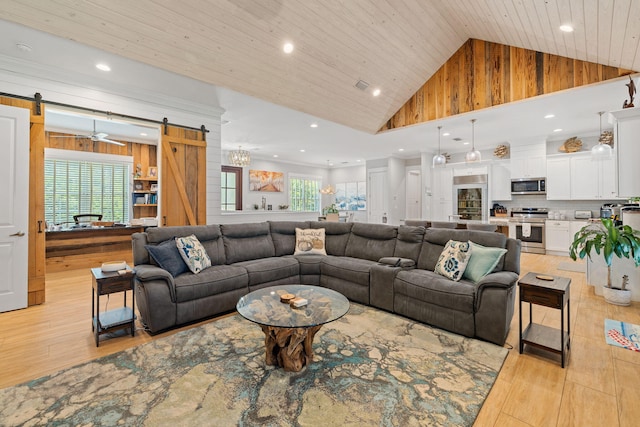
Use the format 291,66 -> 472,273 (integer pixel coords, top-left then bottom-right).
602,286 -> 632,306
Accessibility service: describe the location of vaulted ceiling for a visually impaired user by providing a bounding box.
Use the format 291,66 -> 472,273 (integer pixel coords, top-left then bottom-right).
2,0 -> 640,135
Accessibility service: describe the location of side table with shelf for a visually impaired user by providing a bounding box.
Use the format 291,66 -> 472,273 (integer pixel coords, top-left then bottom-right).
91,266 -> 136,347
518,272 -> 571,368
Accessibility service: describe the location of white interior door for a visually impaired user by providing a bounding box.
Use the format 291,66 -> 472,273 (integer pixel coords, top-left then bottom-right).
406,169 -> 421,219
368,168 -> 388,223
0,104 -> 30,312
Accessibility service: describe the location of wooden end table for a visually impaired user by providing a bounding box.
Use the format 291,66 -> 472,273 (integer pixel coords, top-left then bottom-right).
91,266 -> 136,347
518,272 -> 571,367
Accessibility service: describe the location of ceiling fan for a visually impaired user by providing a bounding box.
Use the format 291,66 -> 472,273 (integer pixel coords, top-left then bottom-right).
51,120 -> 125,146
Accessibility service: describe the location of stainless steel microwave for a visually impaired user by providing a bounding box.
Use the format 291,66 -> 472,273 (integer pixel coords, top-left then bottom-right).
511,178 -> 546,195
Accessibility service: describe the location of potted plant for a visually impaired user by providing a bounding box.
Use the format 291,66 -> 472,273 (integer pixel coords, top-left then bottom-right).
323,204 -> 339,215
569,218 -> 640,305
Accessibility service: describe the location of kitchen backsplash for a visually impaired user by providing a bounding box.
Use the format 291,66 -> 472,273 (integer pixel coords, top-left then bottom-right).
492,194 -> 623,218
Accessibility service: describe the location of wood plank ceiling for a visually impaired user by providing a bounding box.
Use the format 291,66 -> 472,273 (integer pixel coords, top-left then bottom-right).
2,0 -> 639,134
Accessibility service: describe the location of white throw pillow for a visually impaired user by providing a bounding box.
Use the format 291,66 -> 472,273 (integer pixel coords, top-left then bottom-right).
175,234 -> 212,274
434,240 -> 471,281
294,228 -> 327,256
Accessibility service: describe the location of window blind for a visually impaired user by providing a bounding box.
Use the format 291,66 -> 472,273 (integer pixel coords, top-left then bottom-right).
289,174 -> 321,212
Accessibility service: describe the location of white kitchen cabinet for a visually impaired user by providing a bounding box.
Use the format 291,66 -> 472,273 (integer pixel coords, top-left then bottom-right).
431,166 -> 453,221
453,165 -> 487,177
611,108 -> 640,198
490,160 -> 512,201
546,157 -> 571,200
545,220 -> 571,255
511,156 -> 546,179
570,154 -> 618,200
569,220 -> 588,241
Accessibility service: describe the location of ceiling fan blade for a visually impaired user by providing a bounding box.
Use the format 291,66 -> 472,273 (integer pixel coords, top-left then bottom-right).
94,132 -> 109,139
95,136 -> 126,146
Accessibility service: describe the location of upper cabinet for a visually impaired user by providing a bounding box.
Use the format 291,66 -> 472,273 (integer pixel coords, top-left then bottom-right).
611,108 -> 640,198
510,143 -> 546,179
570,154 -> 617,200
490,160 -> 512,201
546,157 -> 571,200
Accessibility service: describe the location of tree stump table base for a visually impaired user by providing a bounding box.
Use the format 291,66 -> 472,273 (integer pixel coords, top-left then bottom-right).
261,325 -> 322,372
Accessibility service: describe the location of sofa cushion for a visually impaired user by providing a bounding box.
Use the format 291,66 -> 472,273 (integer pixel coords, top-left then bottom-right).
310,221 -> 353,256
345,223 -> 398,261
145,239 -> 189,278
434,240 -> 471,281
233,256 -> 300,287
418,228 -> 507,271
145,225 -> 226,265
394,225 -> 426,261
173,265 -> 248,303
221,222 -> 276,264
176,234 -> 212,274
269,221 -> 310,256
395,269 -> 476,313
463,242 -> 508,283
294,228 -> 327,256
320,255 -> 376,286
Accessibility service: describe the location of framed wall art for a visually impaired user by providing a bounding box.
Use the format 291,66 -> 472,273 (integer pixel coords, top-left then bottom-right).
249,170 -> 284,192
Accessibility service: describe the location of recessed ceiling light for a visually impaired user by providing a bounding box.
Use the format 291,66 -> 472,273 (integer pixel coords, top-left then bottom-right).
273,154 -> 279,158
300,149 -> 306,152
356,159 -> 362,162
398,148 -> 404,152
442,132 -> 450,136
544,114 -> 555,119
140,132 -> 148,136
553,128 -> 563,132
463,142 -> 470,145
96,63 -> 111,72
310,123 -> 318,128
559,25 -> 574,33
328,162 -> 334,166
283,42 -> 294,54
372,88 -> 381,97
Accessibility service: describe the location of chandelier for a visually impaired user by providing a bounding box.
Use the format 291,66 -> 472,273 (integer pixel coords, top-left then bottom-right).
229,146 -> 251,167
319,184 -> 336,195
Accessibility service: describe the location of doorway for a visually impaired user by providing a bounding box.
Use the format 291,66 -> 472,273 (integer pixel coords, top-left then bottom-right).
406,168 -> 421,220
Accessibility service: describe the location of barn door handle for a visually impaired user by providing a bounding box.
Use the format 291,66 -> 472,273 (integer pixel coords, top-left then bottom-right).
10,231 -> 25,237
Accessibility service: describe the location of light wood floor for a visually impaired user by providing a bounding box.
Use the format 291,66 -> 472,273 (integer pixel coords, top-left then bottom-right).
1,253 -> 638,426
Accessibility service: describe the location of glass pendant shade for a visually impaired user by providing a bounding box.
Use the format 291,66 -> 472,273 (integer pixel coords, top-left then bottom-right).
465,119 -> 481,163
229,146 -> 251,167
592,111 -> 613,161
432,125 -> 447,167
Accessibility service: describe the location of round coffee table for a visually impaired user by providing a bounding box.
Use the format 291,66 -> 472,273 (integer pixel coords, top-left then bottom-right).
237,284 -> 349,372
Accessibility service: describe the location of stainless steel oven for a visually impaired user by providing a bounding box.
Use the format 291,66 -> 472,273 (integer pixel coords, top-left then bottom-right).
508,208 -> 548,254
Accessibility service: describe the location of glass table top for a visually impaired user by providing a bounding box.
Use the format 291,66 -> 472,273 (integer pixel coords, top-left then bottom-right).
236,285 -> 350,328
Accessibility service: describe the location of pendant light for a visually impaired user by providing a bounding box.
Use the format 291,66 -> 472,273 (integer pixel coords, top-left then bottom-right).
465,119 -> 481,163
591,111 -> 613,160
432,125 -> 447,167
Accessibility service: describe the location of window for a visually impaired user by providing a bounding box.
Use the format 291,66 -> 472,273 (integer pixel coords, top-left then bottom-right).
44,148 -> 132,225
289,174 -> 321,212
221,166 -> 243,211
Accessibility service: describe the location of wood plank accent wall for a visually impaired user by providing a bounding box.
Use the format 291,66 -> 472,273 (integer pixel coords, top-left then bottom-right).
380,39 -> 635,131
161,125 -> 207,226
0,96 -> 47,305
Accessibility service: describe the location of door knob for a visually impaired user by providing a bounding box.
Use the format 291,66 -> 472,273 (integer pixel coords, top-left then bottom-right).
10,231 -> 25,237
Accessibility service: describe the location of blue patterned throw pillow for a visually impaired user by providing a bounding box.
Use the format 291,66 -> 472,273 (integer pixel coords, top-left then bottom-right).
434,240 -> 471,281
175,234 -> 212,274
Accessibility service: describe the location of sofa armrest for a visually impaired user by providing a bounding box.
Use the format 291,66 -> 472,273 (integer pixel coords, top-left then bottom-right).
474,271 -> 519,311
134,264 -> 176,301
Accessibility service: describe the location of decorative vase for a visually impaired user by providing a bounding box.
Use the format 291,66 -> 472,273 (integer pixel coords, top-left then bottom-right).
602,286 -> 631,306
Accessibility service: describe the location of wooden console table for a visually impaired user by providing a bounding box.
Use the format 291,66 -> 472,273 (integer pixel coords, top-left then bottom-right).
518,272 -> 571,367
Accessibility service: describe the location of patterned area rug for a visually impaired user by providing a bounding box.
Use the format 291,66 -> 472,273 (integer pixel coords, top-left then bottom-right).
0,304 -> 508,426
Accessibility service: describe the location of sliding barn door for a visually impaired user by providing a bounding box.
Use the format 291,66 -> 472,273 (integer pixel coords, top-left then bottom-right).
160,125 -> 207,226
0,96 -> 46,305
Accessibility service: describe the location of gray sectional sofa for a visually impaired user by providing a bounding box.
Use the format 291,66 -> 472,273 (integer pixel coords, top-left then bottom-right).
131,221 -> 521,345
